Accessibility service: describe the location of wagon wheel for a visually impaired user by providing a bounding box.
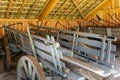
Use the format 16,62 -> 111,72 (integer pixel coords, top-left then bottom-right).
17,55 -> 46,80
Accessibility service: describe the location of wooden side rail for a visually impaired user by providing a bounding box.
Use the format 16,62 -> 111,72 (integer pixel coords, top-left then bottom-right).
30,25 -> 117,68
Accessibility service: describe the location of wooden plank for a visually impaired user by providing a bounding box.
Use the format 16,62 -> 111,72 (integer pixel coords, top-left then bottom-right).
62,56 -> 105,75
59,34 -> 74,41
26,0 -> 38,18
75,37 -> 116,51
62,56 -> 115,80
47,32 -> 58,37
34,40 -> 53,54
59,40 -> 73,49
36,49 -> 53,63
17,0 -> 27,18
72,0 -> 84,19
6,0 -> 13,18
74,45 -> 100,57
52,0 -> 69,18
4,36 -> 11,71
39,0 -> 58,20
58,47 -> 73,57
73,67 -> 113,80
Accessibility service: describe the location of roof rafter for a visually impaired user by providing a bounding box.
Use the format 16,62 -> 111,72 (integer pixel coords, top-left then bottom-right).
39,0 -> 58,21
65,0 -> 84,19
6,0 -> 13,18
52,0 -> 69,18
81,0 -> 94,11
17,0 -> 27,18
59,4 -> 73,19
84,0 -> 109,20
100,7 -> 120,12
35,0 -> 50,18
72,0 -> 84,19
26,0 -> 38,18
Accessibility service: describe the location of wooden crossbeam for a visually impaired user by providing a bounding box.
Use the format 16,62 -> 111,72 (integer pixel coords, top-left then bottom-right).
72,0 -> 84,19
26,0 -> 38,18
17,0 -> 27,18
84,0 -> 109,20
52,0 -> 69,18
38,0 -> 58,21
65,0 -> 84,19
6,0 -> 13,18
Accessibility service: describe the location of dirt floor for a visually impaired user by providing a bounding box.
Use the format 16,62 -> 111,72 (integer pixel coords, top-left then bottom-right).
0,59 -> 16,80
0,46 -> 120,80
0,53 -> 23,80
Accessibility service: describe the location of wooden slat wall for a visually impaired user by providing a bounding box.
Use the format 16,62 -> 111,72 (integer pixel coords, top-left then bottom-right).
0,19 -> 38,37
41,19 -> 80,30
0,19 -> 81,37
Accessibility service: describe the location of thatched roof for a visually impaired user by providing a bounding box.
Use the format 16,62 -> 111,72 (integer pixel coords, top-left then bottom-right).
0,0 -> 107,20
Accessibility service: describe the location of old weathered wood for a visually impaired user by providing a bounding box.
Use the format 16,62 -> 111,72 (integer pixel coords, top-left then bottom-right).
3,35 -> 11,71
17,0 -> 27,18
39,0 -> 58,20
72,0 -> 83,19
73,67 -> 114,80
6,0 -> 13,18
62,56 -> 114,80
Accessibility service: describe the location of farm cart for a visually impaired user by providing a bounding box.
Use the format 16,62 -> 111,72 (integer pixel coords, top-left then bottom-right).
4,24 -> 120,80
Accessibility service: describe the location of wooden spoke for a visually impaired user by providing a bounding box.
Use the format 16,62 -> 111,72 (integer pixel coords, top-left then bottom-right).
17,55 -> 46,80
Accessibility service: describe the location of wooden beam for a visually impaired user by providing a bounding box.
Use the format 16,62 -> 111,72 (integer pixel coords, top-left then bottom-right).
6,0 -> 13,18
35,0 -> 50,18
38,0 -> 58,21
52,0 -> 69,18
100,7 -> 120,12
65,0 -> 84,19
4,36 -> 11,71
84,0 -> 109,20
17,0 -> 27,18
0,19 -> 38,22
81,0 -> 95,11
26,0 -> 38,18
72,0 -> 84,19
43,19 -> 81,21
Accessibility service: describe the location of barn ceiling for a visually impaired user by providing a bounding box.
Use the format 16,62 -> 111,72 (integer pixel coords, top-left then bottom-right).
0,0 -> 107,20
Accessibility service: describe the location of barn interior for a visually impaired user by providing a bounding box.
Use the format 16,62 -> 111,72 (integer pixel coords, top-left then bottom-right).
0,0 -> 120,80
